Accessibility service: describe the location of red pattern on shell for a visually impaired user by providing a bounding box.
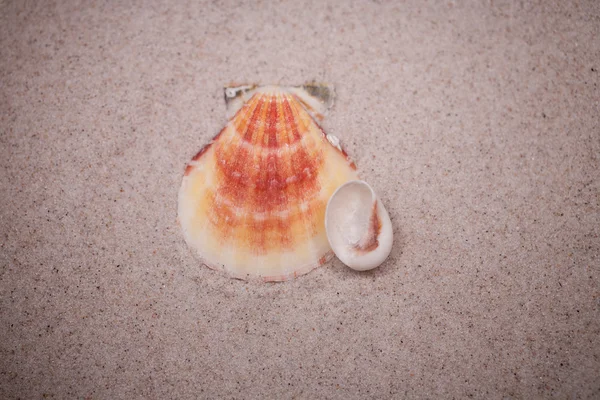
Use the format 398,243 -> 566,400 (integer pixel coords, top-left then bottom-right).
183,90 -> 355,260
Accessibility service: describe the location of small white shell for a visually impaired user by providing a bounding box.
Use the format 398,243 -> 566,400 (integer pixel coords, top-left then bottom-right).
325,180 -> 393,271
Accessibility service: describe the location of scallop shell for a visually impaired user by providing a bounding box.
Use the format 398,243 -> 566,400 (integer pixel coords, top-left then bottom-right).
178,84 -> 358,281
325,180 -> 393,271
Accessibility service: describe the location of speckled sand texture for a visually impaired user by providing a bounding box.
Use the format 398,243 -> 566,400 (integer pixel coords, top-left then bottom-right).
1,1 -> 599,399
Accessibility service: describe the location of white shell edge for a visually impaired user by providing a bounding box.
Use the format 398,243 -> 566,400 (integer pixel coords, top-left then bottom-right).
325,180 -> 393,271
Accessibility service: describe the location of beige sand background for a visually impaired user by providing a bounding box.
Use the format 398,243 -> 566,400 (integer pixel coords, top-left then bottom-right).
1,1 -> 599,398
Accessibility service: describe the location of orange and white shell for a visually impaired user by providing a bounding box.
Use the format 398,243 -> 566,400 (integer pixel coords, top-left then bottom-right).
178,85 -> 358,281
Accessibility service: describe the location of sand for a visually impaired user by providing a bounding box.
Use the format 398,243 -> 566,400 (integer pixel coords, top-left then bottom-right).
1,1 -> 599,398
